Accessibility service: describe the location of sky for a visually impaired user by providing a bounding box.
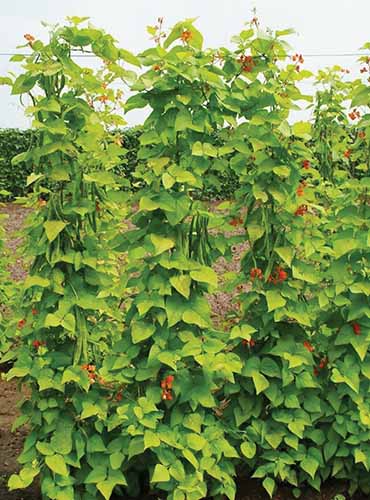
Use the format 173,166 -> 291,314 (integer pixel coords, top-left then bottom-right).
0,0 -> 369,129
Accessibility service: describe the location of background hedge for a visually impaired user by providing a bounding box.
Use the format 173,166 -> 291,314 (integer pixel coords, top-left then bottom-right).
0,128 -> 238,201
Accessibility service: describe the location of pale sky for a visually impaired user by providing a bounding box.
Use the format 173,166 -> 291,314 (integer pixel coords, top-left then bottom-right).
0,0 -> 369,128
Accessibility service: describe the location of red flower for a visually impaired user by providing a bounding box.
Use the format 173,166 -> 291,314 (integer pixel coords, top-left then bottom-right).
162,389 -> 173,401
250,267 -> 263,280
313,367 -> 320,377
344,149 -> 351,159
165,375 -> 174,388
153,64 -> 161,71
32,340 -> 45,350
115,391 -> 123,402
31,308 -> 38,315
238,55 -> 255,73
349,109 -> 360,120
302,160 -> 310,170
277,269 -> 288,282
97,95 -> 109,103
230,217 -> 243,227
303,340 -> 314,353
18,319 -> 26,329
161,375 -> 175,400
352,322 -> 361,335
95,201 -> 101,212
249,338 -> 256,348
296,183 -> 305,197
294,204 -> 308,216
180,30 -> 193,43
268,266 -> 287,285
319,357 -> 328,369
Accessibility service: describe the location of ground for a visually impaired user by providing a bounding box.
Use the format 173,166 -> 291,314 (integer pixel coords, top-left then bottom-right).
0,204 -> 368,500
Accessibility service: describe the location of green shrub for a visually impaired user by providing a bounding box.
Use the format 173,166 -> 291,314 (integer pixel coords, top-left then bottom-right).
0,127 -> 239,200
0,129 -> 34,198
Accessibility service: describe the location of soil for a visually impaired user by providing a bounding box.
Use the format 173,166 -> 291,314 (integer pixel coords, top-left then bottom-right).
0,203 -> 368,500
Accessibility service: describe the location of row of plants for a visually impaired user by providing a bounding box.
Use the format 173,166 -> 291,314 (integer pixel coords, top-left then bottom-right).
0,15 -> 369,500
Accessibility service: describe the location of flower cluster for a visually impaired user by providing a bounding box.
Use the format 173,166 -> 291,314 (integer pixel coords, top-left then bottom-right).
348,109 -> 361,120
229,217 -> 243,227
242,338 -> 256,348
161,375 -> 174,400
180,29 -> 193,43
268,266 -> 288,284
294,204 -> 308,216
32,340 -> 46,350
344,149 -> 351,159
250,267 -> 263,280
24,34 -> 35,45
292,53 -> 304,71
313,356 -> 328,376
81,364 -> 97,382
238,54 -> 255,73
296,181 -> 306,197
303,340 -> 314,353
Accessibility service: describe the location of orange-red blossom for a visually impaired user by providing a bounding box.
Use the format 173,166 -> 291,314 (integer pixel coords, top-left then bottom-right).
161,375 -> 174,400
250,267 -> 263,280
24,34 -> 35,45
180,30 -> 193,43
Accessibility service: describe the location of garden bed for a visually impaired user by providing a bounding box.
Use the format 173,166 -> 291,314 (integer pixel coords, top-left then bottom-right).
0,376 -> 365,499
0,204 -> 367,500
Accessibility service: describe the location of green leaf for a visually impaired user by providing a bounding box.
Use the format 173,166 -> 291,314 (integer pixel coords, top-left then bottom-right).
263,477 -> 275,498
84,171 -> 116,185
162,172 -> 175,189
119,48 -> 141,67
44,221 -> 67,242
183,413 -> 202,433
175,109 -> 192,131
292,121 -> 312,139
251,371 -> 270,394
24,275 -> 50,289
240,441 -> 256,459
275,247 -> 294,267
139,196 -> 159,211
12,74 -> 37,95
97,480 -> 115,500
26,173 -> 44,186
150,234 -> 175,255
45,454 -> 68,476
182,309 -> 209,328
110,452 -> 124,470
144,430 -> 161,450
170,274 -> 191,298
190,267 -> 218,287
230,323 -> 256,339
266,290 -> 286,312
151,464 -> 170,483
187,433 -> 206,451
300,457 -> 319,479
131,321 -> 156,343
